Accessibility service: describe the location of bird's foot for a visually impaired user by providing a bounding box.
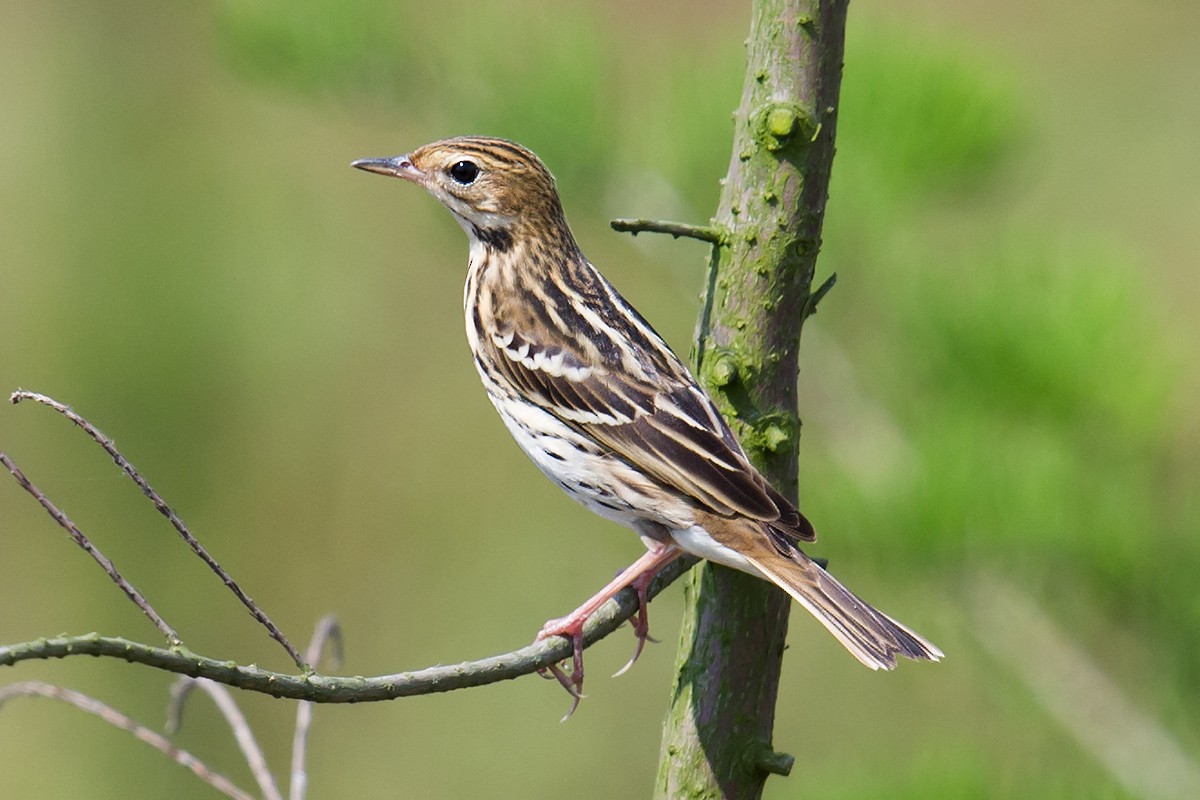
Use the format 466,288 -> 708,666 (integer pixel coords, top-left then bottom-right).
536,617 -> 587,721
532,543 -> 682,718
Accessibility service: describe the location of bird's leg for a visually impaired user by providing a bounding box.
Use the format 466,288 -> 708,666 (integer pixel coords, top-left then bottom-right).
536,542 -> 682,715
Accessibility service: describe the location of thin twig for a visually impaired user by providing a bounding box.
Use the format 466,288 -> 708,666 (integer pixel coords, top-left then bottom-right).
610,218 -> 726,244
3,389 -> 697,710
10,390 -> 308,671
291,616 -> 342,800
0,681 -> 255,800
0,555 -> 697,704
164,678 -> 195,736
168,678 -> 283,800
804,271 -> 837,318
0,451 -> 181,646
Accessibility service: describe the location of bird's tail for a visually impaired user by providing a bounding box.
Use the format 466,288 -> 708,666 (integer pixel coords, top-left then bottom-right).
710,521 -> 943,670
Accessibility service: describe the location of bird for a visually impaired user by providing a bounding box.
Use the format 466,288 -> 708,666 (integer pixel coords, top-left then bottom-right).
352,136 -> 941,713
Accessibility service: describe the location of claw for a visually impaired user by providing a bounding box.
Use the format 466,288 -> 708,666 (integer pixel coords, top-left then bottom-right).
613,566 -> 660,678
559,692 -> 582,722
536,625 -> 587,719
612,641 -> 643,678
536,662 -> 583,721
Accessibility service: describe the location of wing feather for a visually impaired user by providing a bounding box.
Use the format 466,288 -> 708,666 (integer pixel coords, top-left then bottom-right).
486,318 -> 797,525
475,259 -> 816,540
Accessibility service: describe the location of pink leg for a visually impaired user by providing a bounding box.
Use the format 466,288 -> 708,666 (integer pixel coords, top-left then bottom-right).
537,542 -> 682,718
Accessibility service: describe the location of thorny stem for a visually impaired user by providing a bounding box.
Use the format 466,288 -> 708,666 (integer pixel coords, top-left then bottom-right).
805,271 -> 838,318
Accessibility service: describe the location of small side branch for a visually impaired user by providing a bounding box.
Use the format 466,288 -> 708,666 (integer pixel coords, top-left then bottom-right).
167,678 -> 283,800
747,742 -> 795,777
9,390 -> 308,671
610,218 -> 726,245
0,682 -> 255,800
0,451 -> 181,646
804,272 -> 837,318
291,616 -> 342,800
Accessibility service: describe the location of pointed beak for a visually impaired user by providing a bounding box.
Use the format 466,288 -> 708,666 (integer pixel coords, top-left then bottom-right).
351,155 -> 423,183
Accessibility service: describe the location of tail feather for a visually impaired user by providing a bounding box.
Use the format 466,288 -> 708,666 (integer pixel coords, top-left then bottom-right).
699,518 -> 942,670
745,546 -> 943,669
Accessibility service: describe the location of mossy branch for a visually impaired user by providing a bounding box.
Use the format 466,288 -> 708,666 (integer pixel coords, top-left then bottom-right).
654,1 -> 849,797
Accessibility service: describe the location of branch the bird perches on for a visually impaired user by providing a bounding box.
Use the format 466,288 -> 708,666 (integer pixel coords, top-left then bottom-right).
0,390 -> 696,700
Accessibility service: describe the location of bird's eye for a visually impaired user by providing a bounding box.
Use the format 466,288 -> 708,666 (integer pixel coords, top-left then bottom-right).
448,160 -> 479,185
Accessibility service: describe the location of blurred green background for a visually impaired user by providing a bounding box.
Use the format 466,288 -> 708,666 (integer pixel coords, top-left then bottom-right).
2,0 -> 1198,797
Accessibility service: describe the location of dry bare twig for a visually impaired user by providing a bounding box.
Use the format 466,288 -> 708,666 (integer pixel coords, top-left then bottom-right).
0,391 -> 695,702
0,681 -> 256,800
291,616 -> 342,800
0,615 -> 349,799
8,390 -> 308,671
168,678 -> 283,800
0,450 -> 181,645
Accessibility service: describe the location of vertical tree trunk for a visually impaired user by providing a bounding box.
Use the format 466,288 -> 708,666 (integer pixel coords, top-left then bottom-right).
653,1 -> 848,797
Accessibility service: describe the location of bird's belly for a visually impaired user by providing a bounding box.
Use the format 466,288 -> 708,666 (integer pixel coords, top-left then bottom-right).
486,392 -> 694,531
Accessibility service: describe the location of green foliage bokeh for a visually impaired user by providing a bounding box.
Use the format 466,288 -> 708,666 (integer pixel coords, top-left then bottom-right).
2,1 -> 1196,798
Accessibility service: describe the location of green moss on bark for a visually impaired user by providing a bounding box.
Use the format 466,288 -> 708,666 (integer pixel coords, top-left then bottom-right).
654,1 -> 848,798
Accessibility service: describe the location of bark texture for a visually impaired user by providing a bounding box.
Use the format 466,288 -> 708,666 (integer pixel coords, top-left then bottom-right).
654,2 -> 848,797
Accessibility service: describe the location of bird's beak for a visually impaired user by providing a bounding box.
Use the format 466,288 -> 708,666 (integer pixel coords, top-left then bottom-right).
351,155 -> 423,183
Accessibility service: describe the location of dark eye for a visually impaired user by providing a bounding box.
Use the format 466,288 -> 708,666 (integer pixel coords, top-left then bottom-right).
448,160 -> 479,185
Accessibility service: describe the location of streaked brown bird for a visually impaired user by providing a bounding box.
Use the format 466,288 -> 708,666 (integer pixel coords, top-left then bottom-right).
352,137 -> 941,713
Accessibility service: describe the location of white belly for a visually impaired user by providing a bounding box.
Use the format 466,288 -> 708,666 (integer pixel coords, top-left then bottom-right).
484,384 -> 765,581
487,391 -> 695,532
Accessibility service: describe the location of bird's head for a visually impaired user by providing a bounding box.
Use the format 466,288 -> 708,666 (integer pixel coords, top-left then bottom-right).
352,136 -> 571,252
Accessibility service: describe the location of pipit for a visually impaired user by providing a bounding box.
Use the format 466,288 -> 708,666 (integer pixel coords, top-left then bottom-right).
353,137 -> 941,715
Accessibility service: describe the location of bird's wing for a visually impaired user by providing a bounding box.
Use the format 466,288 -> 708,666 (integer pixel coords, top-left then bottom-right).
482,294 -> 813,540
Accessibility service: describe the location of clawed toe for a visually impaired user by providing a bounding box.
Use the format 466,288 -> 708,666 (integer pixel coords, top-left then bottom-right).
532,544 -> 681,716
536,624 -> 587,719
614,567 -> 660,677
613,613 -> 656,677
612,637 -> 645,678
538,661 -> 584,721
